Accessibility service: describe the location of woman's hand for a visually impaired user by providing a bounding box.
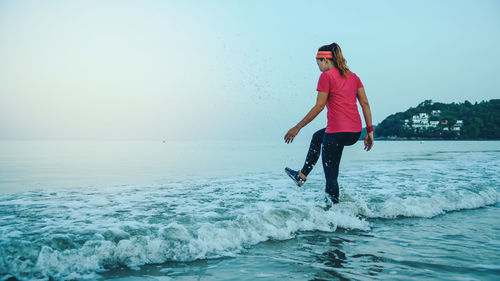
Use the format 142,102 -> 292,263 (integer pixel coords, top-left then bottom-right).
284,126 -> 301,144
364,131 -> 374,151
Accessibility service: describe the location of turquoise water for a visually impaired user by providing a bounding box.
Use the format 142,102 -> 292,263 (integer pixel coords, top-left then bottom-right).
0,140 -> 499,280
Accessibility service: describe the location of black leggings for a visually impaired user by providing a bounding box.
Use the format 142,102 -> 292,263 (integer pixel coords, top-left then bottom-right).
300,128 -> 361,203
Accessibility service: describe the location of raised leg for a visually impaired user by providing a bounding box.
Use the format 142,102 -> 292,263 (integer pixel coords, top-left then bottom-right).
300,128 -> 326,177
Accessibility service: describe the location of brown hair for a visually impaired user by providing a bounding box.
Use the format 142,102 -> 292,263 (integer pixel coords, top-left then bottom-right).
318,43 -> 350,78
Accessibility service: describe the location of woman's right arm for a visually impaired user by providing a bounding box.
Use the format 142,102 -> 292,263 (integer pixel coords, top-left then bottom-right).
357,87 -> 374,151
284,91 -> 328,144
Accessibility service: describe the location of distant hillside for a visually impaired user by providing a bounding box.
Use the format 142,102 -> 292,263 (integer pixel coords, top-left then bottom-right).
374,99 -> 500,139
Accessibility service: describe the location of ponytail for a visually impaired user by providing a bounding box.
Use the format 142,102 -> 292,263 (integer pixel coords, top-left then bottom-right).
318,42 -> 350,78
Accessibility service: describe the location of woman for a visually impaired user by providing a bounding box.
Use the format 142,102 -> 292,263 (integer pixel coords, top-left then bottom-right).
284,42 -> 374,204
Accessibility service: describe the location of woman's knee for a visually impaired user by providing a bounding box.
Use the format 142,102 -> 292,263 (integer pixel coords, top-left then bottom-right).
312,128 -> 326,142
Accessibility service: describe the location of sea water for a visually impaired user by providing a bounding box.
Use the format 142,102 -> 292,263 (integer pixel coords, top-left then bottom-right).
0,140 -> 498,280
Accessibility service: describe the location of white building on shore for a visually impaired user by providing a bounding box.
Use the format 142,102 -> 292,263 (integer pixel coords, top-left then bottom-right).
411,113 -> 439,129
452,120 -> 463,132
407,112 -> 464,134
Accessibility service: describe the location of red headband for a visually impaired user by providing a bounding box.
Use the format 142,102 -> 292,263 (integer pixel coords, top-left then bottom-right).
316,51 -> 333,59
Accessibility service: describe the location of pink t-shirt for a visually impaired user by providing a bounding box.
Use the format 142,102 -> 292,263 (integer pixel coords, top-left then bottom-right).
316,68 -> 364,133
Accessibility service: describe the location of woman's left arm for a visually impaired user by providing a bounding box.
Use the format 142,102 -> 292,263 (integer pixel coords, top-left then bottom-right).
284,91 -> 328,144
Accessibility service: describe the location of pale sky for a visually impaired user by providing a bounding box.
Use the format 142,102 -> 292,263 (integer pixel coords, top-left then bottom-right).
1,0 -> 499,141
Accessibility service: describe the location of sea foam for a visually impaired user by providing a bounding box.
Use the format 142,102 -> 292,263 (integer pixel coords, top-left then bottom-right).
1,148 -> 499,280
